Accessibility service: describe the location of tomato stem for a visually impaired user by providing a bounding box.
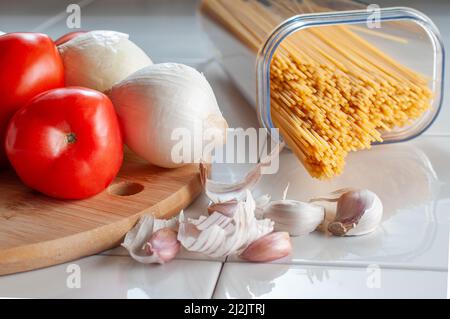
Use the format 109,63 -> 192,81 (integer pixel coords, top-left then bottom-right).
66,132 -> 77,144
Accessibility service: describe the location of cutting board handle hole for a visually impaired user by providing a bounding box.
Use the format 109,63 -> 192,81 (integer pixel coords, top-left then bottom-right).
109,182 -> 144,196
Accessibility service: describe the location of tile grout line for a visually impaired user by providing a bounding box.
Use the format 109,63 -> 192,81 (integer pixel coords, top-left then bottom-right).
210,261 -> 226,299
225,260 -> 448,272
98,252 -> 224,264
97,253 -> 447,272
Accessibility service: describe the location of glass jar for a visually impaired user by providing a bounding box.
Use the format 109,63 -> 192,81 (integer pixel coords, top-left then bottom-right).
200,0 -> 445,144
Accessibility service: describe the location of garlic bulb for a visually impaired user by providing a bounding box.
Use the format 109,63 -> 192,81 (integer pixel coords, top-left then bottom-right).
109,63 -> 228,168
122,215 -> 179,264
178,190 -> 273,257
311,189 -> 383,236
240,232 -> 292,262
58,30 -> 152,92
263,200 -> 325,236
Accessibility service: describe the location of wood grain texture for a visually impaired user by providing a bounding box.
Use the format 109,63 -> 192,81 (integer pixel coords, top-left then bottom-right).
0,150 -> 202,275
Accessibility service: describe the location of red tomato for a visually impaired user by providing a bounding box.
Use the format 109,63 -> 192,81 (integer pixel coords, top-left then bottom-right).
5,87 -> 123,200
54,31 -> 86,46
0,33 -> 64,166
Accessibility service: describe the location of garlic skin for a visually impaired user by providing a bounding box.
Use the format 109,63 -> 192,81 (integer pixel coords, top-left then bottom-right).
109,63 -> 228,168
263,200 -> 325,236
58,30 -> 152,92
240,232 -> 292,262
199,142 -> 283,203
178,190 -> 273,257
328,189 -> 383,236
145,228 -> 180,264
0,31 -> 4,36
208,200 -> 238,217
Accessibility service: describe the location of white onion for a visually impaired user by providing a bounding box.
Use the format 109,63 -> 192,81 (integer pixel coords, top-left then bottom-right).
58,30 -> 152,92
108,63 -> 228,168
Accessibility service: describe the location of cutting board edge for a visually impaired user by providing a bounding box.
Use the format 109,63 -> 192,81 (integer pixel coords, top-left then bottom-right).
0,174 -> 202,276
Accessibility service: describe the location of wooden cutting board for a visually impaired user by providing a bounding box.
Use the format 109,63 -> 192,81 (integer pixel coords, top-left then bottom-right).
0,150 -> 202,276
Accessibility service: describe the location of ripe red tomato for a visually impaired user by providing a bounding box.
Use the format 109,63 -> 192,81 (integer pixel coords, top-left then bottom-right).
54,31 -> 86,46
5,87 -> 123,200
0,33 -> 64,166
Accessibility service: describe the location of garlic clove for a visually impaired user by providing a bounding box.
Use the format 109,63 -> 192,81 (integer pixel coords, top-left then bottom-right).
263,200 -> 325,236
122,214 -> 179,264
240,232 -> 292,262
58,30 -> 153,92
327,189 -> 383,236
145,228 -> 180,264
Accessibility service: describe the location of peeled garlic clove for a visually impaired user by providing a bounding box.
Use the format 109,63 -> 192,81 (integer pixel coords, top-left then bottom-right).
328,189 -> 383,236
145,228 -> 180,264
58,30 -> 152,92
109,63 -> 228,168
263,200 -> 324,236
240,232 -> 292,262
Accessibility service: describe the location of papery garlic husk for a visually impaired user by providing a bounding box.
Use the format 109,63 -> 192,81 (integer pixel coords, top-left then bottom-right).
145,228 -> 180,264
178,190 -> 274,257
208,196 -> 270,219
327,189 -> 383,236
254,194 -> 271,219
109,63 -> 228,168
58,30 -> 152,92
199,143 -> 283,203
240,232 -> 292,262
122,214 -> 179,264
263,200 -> 325,236
208,200 -> 238,217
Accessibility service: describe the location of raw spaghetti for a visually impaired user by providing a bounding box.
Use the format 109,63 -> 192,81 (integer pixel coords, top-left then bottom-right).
201,0 -> 432,179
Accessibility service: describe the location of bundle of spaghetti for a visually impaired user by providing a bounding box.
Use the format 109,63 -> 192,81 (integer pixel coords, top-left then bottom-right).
201,0 -> 432,179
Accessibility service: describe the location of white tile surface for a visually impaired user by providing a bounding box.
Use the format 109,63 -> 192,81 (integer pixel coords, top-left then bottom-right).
0,255 -> 222,299
0,0 -> 216,64
214,263 -> 447,299
228,136 -> 450,269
